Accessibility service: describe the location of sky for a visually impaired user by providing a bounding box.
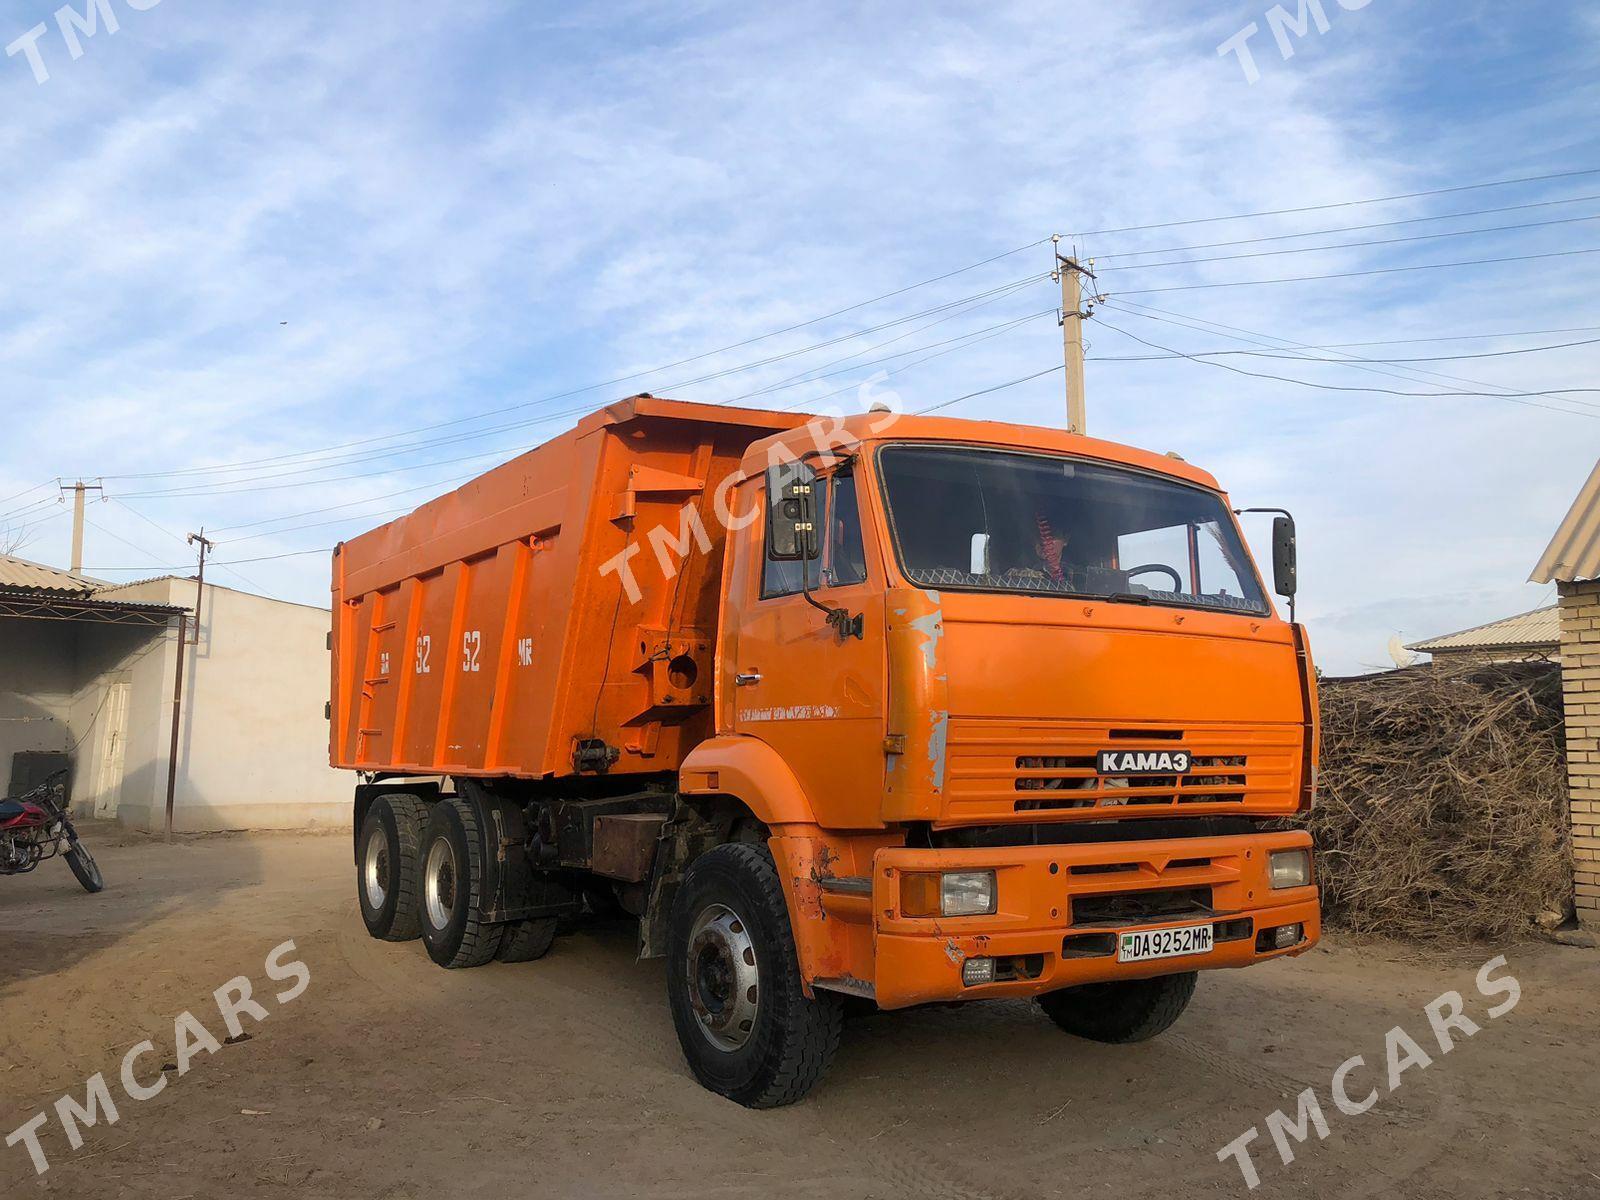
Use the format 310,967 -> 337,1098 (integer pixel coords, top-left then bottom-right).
1,0 -> 1597,673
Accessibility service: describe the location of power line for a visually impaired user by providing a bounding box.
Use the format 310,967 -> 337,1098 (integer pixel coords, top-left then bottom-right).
1265,324 -> 1600,349
1090,318 -> 1600,415
1101,212 -> 1600,272
778,310 -> 1052,412
115,296 -> 1056,501
90,260 -> 1052,484
109,499 -> 274,594
1109,245 -> 1600,295
202,469 -> 485,535
224,504 -> 420,545
1101,297 -> 1600,404
1072,167 -> 1600,238
1089,192 -> 1600,260
1091,333 -> 1600,365
86,545 -> 335,572
0,494 -> 65,526
914,364 -> 1065,415
0,479 -> 58,511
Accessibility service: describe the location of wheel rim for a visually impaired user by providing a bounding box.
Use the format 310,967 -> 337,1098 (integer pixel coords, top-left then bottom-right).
362,826 -> 390,911
686,902 -> 760,1052
423,837 -> 457,930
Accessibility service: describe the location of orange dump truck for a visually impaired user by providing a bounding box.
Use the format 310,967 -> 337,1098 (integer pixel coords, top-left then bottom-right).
332,394 -> 1319,1107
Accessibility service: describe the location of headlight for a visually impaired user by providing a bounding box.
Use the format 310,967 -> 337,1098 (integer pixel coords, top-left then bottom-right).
941,871 -> 996,916
901,870 -> 997,916
1269,849 -> 1311,889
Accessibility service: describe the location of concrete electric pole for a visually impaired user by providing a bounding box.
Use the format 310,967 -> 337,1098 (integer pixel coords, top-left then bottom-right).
61,480 -> 103,573
187,529 -> 214,646
1052,236 -> 1097,436
164,529 -> 215,840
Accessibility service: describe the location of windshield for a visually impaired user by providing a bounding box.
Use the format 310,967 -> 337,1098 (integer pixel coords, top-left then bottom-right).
877,445 -> 1268,614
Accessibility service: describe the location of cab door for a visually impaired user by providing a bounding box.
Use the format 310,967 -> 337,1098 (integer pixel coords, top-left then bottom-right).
728,462 -> 885,830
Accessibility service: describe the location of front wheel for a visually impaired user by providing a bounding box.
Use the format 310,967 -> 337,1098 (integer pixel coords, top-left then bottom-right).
64,840 -> 104,893
1036,971 -> 1197,1043
666,843 -> 841,1108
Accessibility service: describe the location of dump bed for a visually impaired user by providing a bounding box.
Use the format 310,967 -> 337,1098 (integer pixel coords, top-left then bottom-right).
330,396 -> 806,779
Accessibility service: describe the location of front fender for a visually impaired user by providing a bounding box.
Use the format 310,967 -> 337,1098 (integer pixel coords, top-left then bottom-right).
678,735 -> 816,828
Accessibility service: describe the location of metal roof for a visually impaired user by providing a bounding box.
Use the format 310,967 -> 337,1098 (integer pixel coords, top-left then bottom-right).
0,588 -> 184,626
0,554 -> 102,596
1406,606 -> 1559,654
1531,458 -> 1600,584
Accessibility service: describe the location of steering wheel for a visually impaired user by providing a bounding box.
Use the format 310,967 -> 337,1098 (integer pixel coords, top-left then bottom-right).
1124,564 -> 1184,592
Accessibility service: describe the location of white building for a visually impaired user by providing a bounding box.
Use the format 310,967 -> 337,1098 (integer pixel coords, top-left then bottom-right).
0,556 -> 348,831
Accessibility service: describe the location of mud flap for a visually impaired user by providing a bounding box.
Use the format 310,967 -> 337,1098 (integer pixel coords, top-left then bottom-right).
458,781 -> 583,923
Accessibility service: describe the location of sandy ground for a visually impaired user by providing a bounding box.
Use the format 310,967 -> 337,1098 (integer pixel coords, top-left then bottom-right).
1,829 -> 1597,1199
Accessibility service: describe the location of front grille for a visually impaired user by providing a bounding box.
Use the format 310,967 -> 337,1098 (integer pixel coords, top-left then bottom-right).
1014,752 -> 1251,811
1072,886 -> 1214,927
943,718 -> 1301,825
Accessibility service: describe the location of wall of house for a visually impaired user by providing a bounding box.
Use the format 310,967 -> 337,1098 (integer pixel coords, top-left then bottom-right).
94,578 -> 348,832
1557,579 -> 1600,925
0,618 -> 76,792
71,620 -> 181,821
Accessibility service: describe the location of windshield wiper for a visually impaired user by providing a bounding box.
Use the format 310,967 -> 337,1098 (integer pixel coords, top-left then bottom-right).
1104,591 -> 1152,605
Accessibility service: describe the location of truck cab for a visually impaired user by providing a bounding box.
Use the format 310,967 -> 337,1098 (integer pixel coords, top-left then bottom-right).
684,413 -> 1318,1015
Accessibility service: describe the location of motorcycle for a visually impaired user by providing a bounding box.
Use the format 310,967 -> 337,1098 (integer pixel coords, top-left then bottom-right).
0,770 -> 104,893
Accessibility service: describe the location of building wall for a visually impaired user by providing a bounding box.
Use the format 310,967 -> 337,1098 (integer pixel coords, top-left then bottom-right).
94,578 -> 348,832
0,619 -> 76,791
1557,580 -> 1600,925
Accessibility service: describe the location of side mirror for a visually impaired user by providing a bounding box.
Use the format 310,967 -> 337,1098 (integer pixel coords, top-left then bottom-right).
767,475 -> 818,561
970,533 -> 991,576
1271,515 -> 1297,599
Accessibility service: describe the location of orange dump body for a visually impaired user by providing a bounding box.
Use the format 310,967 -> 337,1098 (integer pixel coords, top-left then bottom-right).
331,397 -> 805,778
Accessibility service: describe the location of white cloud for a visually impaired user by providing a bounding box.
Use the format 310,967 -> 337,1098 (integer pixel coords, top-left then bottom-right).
0,0 -> 1593,668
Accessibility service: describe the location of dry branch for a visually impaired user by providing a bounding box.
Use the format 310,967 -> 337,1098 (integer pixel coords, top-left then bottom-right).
1305,662 -> 1571,942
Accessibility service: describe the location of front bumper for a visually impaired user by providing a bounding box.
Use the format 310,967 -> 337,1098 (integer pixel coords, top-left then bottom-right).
868,830 -> 1318,1010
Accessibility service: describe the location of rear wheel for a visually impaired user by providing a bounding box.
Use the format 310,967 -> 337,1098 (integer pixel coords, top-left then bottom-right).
496,917 -> 559,963
666,843 -> 841,1108
418,798 -> 504,968
1036,971 -> 1197,1043
64,840 -> 104,894
356,794 -> 427,941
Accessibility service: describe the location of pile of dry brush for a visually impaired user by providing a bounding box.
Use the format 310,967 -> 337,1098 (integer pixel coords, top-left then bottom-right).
1306,662 -> 1571,942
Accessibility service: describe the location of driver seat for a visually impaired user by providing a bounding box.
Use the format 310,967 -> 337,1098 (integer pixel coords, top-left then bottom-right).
0,799 -> 33,824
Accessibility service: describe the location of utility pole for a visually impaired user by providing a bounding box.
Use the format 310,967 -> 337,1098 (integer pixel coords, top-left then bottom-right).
163,529 -> 214,840
1052,235 -> 1097,436
187,529 -> 214,643
60,480 -> 103,573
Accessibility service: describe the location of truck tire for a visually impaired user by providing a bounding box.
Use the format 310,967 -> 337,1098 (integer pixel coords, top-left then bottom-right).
1036,971 -> 1198,1043
357,794 -> 427,941
418,798 -> 505,968
666,842 -> 842,1108
496,917 -> 559,963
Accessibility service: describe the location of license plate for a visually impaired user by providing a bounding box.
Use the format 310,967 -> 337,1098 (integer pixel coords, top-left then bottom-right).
1118,922 -> 1214,963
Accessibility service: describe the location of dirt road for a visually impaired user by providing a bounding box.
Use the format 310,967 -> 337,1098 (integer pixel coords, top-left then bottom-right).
2,831 -> 1596,1198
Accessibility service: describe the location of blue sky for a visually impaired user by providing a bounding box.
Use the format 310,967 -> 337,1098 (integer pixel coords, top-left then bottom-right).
1,0 -> 1597,672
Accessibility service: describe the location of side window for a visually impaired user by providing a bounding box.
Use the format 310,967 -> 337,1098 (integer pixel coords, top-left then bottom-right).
761,465 -> 868,597
823,471 -> 867,587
